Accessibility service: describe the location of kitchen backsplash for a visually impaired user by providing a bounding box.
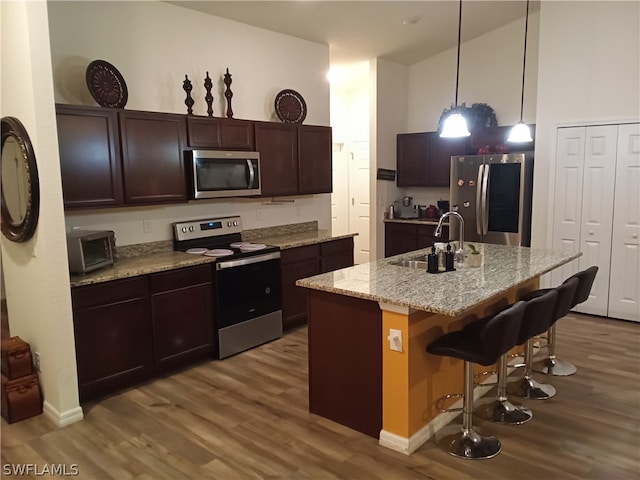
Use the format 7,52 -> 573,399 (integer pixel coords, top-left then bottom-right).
398,187 -> 450,210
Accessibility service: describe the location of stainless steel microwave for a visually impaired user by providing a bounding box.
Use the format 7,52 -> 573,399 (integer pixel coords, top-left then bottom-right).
186,150 -> 261,199
66,229 -> 115,275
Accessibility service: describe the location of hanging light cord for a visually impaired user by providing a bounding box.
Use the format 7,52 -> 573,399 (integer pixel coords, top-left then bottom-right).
518,0 -> 530,122
454,0 -> 463,107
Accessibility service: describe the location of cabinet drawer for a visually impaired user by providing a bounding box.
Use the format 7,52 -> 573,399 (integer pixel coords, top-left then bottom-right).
281,244 -> 320,265
72,277 -> 148,310
149,265 -> 213,293
320,238 -> 353,256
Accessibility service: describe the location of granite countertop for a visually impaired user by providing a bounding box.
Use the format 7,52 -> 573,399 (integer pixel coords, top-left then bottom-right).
70,227 -> 358,288
296,243 -> 581,317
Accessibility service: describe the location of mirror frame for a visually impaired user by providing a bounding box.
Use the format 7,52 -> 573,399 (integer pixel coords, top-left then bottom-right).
1,116 -> 40,243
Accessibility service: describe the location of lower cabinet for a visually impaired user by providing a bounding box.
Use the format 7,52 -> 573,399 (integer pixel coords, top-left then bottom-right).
385,222 -> 449,257
281,238 -> 355,331
71,265 -> 215,402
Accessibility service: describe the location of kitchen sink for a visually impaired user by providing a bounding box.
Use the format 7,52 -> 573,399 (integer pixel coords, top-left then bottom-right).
391,255 -> 428,269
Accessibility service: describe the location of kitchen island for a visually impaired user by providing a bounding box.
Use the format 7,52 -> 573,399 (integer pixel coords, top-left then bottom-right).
296,243 -> 580,454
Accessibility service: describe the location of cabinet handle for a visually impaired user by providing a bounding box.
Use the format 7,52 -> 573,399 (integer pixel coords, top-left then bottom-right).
589,230 -> 594,235
633,233 -> 639,239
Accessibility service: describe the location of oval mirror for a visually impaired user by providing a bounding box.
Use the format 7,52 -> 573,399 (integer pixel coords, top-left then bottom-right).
1,116 -> 40,243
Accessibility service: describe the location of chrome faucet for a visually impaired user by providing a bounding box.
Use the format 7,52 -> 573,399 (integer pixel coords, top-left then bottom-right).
435,211 -> 465,263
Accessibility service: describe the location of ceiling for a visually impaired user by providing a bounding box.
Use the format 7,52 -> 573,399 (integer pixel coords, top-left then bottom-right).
168,1 -> 538,67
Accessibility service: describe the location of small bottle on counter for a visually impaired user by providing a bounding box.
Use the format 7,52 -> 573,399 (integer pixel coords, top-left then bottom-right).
427,245 -> 439,274
445,243 -> 456,271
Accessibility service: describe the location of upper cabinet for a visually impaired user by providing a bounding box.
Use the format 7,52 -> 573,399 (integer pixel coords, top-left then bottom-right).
56,104 -> 332,209
56,104 -> 123,208
186,116 -> 254,150
397,126 -> 535,188
119,110 -> 188,204
298,125 -> 332,194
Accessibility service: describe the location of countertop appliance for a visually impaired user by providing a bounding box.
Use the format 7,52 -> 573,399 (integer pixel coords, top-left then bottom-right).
173,216 -> 282,359
450,153 -> 533,246
66,229 -> 115,274
185,150 -> 261,199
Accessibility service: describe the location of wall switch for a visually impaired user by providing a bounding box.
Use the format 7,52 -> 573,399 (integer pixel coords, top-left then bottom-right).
143,219 -> 152,233
387,329 -> 403,352
34,352 -> 41,372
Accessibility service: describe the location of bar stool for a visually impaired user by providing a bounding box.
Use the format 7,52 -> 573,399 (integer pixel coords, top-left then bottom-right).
529,266 -> 599,376
472,290 -> 558,425
426,301 -> 526,459
507,277 -> 579,400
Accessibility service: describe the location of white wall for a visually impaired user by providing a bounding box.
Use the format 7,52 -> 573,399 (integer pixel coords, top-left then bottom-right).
408,12 -> 539,133
372,58 -> 409,259
534,1 -> 640,249
1,0 -> 82,425
47,1 -> 332,245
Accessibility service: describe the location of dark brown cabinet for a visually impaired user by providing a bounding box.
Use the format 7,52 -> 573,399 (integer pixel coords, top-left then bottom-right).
71,264 -> 215,402
469,125 -> 535,152
281,238 -> 355,331
71,277 -> 153,402
254,122 -> 299,196
186,116 -> 255,150
119,110 -> 187,204
56,105 -> 123,208
396,132 -> 465,187
149,265 -> 214,371
298,125 -> 332,194
385,222 -> 449,257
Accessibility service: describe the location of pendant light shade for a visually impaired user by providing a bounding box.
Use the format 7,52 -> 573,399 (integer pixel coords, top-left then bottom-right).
439,0 -> 470,138
508,0 -> 532,143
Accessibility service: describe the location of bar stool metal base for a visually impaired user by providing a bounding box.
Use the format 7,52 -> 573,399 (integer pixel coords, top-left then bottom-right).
436,426 -> 502,460
474,398 -> 533,425
533,357 -> 577,376
507,376 -> 556,400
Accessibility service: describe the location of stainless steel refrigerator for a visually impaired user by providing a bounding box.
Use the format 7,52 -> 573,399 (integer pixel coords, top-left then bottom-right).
449,153 -> 534,246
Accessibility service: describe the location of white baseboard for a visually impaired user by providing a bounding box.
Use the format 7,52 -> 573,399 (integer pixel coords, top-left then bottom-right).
43,401 -> 84,427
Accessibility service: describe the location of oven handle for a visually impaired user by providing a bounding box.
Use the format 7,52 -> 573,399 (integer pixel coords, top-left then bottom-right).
216,251 -> 281,270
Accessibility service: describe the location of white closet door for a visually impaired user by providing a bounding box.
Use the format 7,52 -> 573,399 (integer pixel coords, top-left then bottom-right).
609,123 -> 640,321
552,127 -> 586,287
576,126 -> 618,315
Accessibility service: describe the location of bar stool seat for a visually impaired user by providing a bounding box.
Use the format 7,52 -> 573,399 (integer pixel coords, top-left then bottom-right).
426,301 -> 526,459
525,266 -> 598,376
507,278 -> 579,400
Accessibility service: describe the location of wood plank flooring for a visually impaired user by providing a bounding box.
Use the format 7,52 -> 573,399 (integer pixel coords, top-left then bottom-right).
1,313 -> 639,479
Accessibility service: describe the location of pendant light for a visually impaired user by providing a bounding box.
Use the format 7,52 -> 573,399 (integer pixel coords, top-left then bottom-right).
507,0 -> 533,143
440,0 -> 470,138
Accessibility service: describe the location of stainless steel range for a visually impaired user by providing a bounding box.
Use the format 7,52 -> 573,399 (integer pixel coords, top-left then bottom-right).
173,216 -> 282,359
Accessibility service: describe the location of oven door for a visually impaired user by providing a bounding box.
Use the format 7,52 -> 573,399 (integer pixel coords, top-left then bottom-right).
215,252 -> 282,328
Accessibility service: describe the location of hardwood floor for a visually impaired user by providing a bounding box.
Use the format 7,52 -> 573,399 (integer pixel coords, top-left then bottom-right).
1,313 -> 639,479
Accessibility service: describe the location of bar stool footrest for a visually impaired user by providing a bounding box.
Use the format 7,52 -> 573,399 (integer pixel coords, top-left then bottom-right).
435,393 -> 464,413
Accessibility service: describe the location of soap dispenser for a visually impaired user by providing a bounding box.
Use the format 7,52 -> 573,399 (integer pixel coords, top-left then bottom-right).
427,245 -> 439,274
445,243 -> 456,271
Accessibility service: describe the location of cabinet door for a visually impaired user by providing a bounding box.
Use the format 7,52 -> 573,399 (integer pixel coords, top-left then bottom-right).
384,223 -> 418,257
320,238 -> 354,272
186,116 -> 255,150
255,122 -> 299,196
150,265 -> 214,369
120,111 -> 187,204
298,125 -> 332,194
397,133 -> 429,186
71,278 -> 152,402
469,125 -> 535,153
56,104 -> 123,208
609,123 -> 640,322
281,245 -> 320,331
428,134 -> 465,187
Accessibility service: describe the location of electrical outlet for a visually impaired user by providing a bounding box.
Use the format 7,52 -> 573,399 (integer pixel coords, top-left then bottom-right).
143,219 -> 152,233
387,329 -> 403,352
34,352 -> 41,372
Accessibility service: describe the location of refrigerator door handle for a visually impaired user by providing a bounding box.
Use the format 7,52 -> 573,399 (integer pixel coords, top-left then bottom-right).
482,163 -> 490,235
476,164 -> 484,235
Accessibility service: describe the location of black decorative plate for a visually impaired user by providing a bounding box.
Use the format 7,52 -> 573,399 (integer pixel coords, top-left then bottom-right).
86,60 -> 128,109
275,89 -> 307,124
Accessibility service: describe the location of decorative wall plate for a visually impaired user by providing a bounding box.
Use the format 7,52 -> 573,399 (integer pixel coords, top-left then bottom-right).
274,89 -> 307,124
86,60 -> 128,109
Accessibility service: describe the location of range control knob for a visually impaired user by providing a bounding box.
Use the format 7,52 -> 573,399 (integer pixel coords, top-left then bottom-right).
188,226 -> 195,232
227,221 -> 232,227
233,221 -> 239,226
181,227 -> 187,233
